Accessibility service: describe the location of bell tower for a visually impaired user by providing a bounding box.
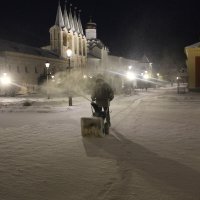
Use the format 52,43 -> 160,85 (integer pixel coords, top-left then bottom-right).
49,1 -> 65,57
85,17 -> 97,40
49,1 -> 87,69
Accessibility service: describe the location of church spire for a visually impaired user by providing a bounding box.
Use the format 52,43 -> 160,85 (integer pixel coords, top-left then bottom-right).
55,1 -> 64,28
78,10 -> 84,36
63,1 -> 70,31
68,4 -> 75,33
73,7 -> 80,34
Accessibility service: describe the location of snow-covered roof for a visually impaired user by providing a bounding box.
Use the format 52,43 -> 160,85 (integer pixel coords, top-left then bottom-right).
141,55 -> 151,63
0,39 -> 60,59
87,39 -> 104,50
185,42 -> 200,48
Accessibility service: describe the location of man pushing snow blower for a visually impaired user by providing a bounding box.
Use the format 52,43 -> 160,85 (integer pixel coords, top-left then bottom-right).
91,74 -> 114,127
81,74 -> 114,137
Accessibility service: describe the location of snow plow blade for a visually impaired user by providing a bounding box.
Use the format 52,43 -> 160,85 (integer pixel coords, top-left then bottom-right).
81,117 -> 105,137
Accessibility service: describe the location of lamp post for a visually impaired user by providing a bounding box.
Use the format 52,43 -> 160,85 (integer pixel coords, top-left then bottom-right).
143,71 -> 149,91
66,48 -> 73,106
177,76 -> 180,94
45,61 -> 50,99
156,73 -> 160,88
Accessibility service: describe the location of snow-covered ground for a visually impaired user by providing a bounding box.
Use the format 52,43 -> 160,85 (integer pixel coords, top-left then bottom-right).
0,87 -> 200,200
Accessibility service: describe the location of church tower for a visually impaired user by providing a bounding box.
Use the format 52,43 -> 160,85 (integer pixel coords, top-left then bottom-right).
49,1 -> 64,56
85,18 -> 97,40
49,2 -> 87,69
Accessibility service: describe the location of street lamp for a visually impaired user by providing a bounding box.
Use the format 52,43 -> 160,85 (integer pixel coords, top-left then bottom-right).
66,48 -> 73,106
0,73 -> 11,85
128,65 -> 132,70
45,61 -> 50,99
143,73 -> 149,80
126,71 -> 136,81
142,71 -> 149,91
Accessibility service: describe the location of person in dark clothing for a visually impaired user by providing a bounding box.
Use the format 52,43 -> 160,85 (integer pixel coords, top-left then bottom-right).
91,74 -> 114,127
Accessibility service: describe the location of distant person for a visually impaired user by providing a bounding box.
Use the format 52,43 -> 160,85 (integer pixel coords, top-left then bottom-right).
91,74 -> 114,127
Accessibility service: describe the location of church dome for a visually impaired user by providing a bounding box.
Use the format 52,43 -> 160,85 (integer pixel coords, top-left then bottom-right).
86,19 -> 96,29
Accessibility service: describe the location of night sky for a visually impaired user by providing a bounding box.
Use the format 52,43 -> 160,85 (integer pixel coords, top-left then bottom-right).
0,0 -> 200,68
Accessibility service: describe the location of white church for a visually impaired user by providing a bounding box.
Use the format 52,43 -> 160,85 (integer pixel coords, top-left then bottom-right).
0,2 -> 152,95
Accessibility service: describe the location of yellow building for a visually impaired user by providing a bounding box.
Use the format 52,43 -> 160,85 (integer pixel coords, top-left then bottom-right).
185,42 -> 200,91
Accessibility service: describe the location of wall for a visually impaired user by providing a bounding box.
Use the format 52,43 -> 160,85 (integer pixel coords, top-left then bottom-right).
185,47 -> 200,90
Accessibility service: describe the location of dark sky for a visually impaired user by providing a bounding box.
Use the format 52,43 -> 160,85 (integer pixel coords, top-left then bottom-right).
0,0 -> 200,67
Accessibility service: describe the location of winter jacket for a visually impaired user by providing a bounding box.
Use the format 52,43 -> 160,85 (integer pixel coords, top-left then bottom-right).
91,79 -> 114,107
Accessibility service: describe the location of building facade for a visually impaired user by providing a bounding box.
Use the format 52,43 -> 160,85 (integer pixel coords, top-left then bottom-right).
0,2 -> 153,95
185,42 -> 200,91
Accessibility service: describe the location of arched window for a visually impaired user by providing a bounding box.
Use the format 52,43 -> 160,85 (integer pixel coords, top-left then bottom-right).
25,66 -> 28,73
17,66 -> 20,73
35,66 -> 38,73
63,34 -> 67,46
74,37 -> 77,54
83,41 -> 86,56
79,38 -> 82,55
68,35 -> 72,49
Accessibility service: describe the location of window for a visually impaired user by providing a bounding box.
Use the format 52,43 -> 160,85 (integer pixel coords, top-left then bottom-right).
54,29 -> 57,39
35,66 -> 38,73
68,35 -> 72,49
17,66 -> 20,73
25,66 -> 28,73
79,38 -> 82,55
63,34 -> 67,46
74,37 -> 77,54
83,42 -> 86,56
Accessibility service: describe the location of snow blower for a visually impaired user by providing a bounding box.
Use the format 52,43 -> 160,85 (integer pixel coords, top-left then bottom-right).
81,102 -> 109,137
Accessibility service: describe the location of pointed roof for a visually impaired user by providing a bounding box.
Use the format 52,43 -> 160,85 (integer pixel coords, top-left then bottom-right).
86,17 -> 97,29
63,4 -> 71,30
185,42 -> 200,48
55,1 -> 64,28
73,8 -> 80,34
78,10 -> 84,36
68,4 -> 75,32
0,39 -> 60,59
141,54 -> 150,63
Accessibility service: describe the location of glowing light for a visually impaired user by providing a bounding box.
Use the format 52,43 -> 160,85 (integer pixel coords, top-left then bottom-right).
83,75 -> 87,79
128,65 -> 132,70
126,71 -> 136,80
66,48 -> 72,57
45,61 -> 50,68
143,74 -> 149,80
0,73 -> 11,85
